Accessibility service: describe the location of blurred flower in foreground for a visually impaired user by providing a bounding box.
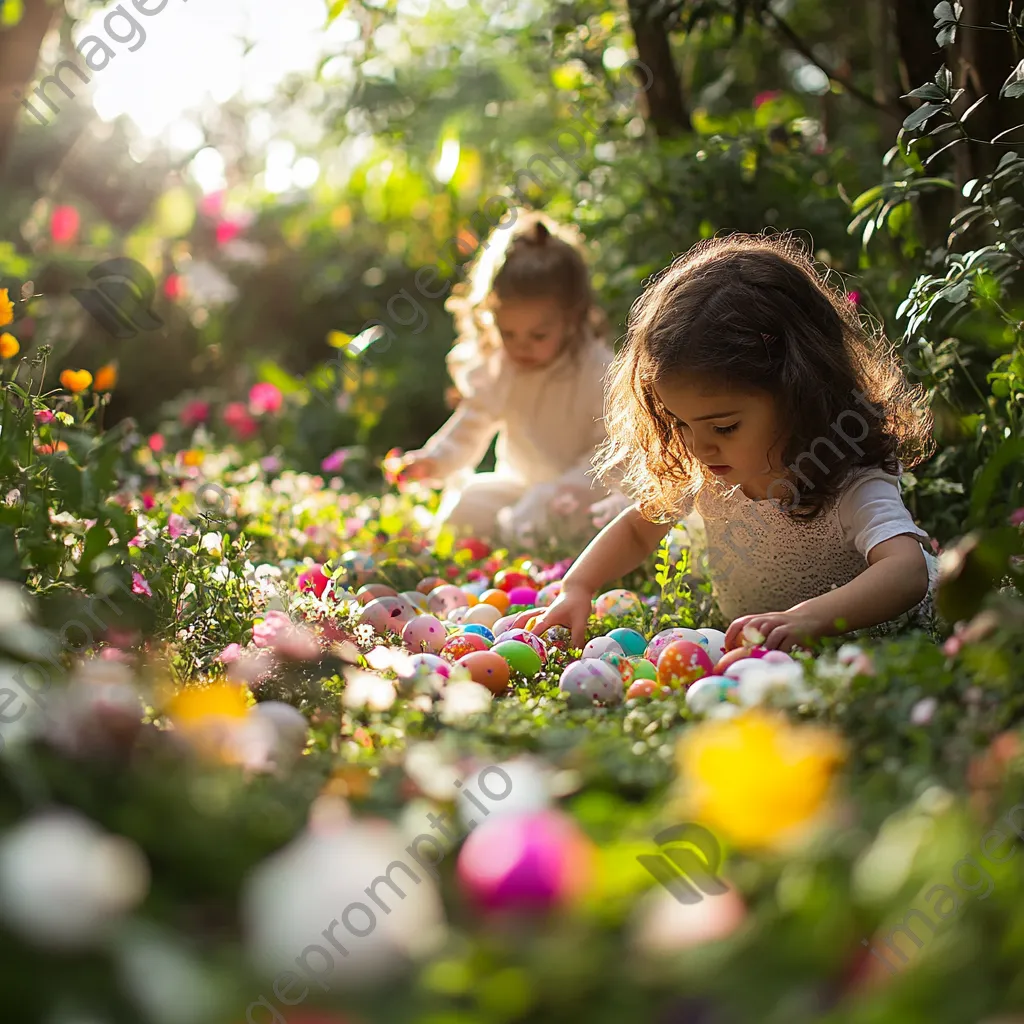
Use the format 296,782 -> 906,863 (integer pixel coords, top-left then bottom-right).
0,332 -> 18,358
674,710 -> 845,851
93,362 -> 118,392
382,447 -> 407,486
249,382 -> 283,416
0,288 -> 13,327
243,817 -> 446,987
167,682 -> 251,761
0,810 -> 148,948
131,572 -> 152,597
1012,508 -> 1024,528
60,369 -> 93,393
223,401 -> 258,440
180,399 -> 210,427
631,884 -> 747,955
321,447 -> 349,474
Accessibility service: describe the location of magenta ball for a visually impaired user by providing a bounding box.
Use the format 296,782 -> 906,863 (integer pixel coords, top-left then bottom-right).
457,811 -> 591,913
507,586 -> 539,607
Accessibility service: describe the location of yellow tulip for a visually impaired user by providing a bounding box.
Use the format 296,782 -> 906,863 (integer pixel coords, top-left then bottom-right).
60,369 -> 93,393
0,289 -> 12,328
674,709 -> 845,851
0,333 -> 18,359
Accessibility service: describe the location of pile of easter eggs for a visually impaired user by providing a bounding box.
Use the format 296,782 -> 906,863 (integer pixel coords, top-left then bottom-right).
350,570 -> 790,713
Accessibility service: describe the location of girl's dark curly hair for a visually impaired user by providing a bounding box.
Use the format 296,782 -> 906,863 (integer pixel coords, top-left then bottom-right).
595,233 -> 934,521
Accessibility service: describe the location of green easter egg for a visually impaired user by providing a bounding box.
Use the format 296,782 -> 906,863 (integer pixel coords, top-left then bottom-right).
492,639 -> 542,679
609,628 -> 648,657
628,656 -> 658,681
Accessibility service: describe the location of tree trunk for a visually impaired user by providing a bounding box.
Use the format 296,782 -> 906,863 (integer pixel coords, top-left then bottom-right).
626,0 -> 691,137
0,0 -> 60,170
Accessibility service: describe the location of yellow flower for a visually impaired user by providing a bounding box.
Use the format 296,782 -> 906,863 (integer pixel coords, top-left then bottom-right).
60,369 -> 93,393
0,333 -> 18,359
168,683 -> 250,725
93,363 -> 118,392
0,289 -> 12,328
181,449 -> 204,467
326,330 -> 352,349
674,710 -> 845,851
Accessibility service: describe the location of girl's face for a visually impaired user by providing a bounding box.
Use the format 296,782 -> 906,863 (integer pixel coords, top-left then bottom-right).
492,296 -> 573,370
653,377 -> 789,500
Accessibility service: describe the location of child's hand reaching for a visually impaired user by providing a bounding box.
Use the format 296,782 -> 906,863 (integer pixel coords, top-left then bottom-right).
724,608 -> 827,652
511,583 -> 594,650
396,450 -> 442,483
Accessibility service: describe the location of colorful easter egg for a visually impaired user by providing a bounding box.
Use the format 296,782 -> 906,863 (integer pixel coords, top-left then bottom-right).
581,635 -> 624,660
697,627 -> 727,664
627,656 -> 658,681
416,575 -> 445,595
657,640 -> 715,689
402,614 -> 447,653
457,810 -> 593,912
714,646 -> 769,674
491,640 -> 542,679
460,624 -> 495,643
427,584 -> 472,616
446,606 -> 472,625
558,659 -> 624,704
607,627 -> 648,657
407,652 -> 451,680
685,675 -> 733,714
356,583 -> 397,606
492,629 -> 547,663
626,678 -> 659,700
442,633 -> 488,660
480,589 -> 511,612
359,596 -> 417,634
645,629 -> 691,665
492,612 -> 518,635
593,589 -> 643,619
600,651 -> 635,685
507,586 -> 539,607
537,582 -> 563,606
494,570 -> 532,593
463,603 -> 502,628
540,625 -> 571,651
457,651 -> 511,694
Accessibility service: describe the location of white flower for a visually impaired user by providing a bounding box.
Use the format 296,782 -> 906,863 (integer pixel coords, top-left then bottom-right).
0,811 -> 149,948
910,696 -> 938,726
199,532 -> 223,560
736,660 -> 813,708
438,680 -> 492,723
242,820 -> 446,986
342,669 -> 397,711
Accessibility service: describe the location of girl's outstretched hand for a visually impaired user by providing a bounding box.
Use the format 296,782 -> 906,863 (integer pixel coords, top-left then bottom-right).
724,608 -> 826,652
398,449 -> 441,483
510,583 -> 594,650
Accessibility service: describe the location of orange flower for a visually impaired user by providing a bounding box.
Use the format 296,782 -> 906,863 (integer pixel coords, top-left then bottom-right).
60,369 -> 93,393
35,441 -> 69,455
93,363 -> 118,392
181,449 -> 204,467
0,289 -> 12,328
0,333 -> 18,358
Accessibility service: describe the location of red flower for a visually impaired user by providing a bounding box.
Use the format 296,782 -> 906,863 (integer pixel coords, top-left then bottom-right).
457,537 -> 491,560
216,219 -> 242,246
249,382 -> 283,416
753,90 -> 782,109
223,401 -> 258,440
148,433 -> 165,452
298,564 -> 330,599
50,206 -> 80,245
35,409 -> 55,425
180,399 -> 210,428
163,273 -> 183,301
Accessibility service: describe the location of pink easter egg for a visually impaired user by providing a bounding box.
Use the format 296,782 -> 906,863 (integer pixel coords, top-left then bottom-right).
427,584 -> 472,616
507,586 -> 539,607
402,614 -> 447,653
536,581 -> 563,606
358,596 -> 417,634
457,810 -> 594,912
407,652 -> 451,680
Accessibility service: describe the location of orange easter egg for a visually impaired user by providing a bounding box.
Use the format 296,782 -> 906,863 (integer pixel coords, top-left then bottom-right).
417,576 -> 445,595
458,651 -> 511,694
481,589 -> 510,612
657,640 -> 714,690
356,584 -> 397,605
626,679 -> 659,699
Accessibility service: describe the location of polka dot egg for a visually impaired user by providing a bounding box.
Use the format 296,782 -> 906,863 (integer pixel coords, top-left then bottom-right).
558,660 -> 624,704
358,596 -> 418,634
458,651 -> 511,694
656,640 -> 715,689
581,635 -> 623,660
402,614 -> 447,653
427,584 -> 472,616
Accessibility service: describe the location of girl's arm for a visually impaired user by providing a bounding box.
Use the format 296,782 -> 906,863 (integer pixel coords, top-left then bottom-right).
521,505 -> 672,647
408,398 -> 499,480
724,534 -> 930,651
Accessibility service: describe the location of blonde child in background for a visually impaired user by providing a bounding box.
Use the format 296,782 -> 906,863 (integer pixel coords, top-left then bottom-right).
399,213 -> 616,546
523,233 -> 937,652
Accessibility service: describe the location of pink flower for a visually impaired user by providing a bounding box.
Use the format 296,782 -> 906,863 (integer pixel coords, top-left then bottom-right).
252,610 -> 319,660
164,274 -> 183,301
248,382 -> 283,416
1010,508 -> 1024,528
199,191 -> 225,218
148,433 -> 165,453
260,455 -> 282,474
216,643 -> 243,664
35,410 -> 55,425
142,493 -> 156,511
753,90 -> 782,110
215,219 -> 242,247
298,564 -> 330,599
180,399 -> 210,428
846,291 -> 861,306
168,513 -> 195,539
131,572 -> 152,597
223,401 -> 258,440
50,205 -> 80,245
253,610 -> 291,648
320,448 -> 349,474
